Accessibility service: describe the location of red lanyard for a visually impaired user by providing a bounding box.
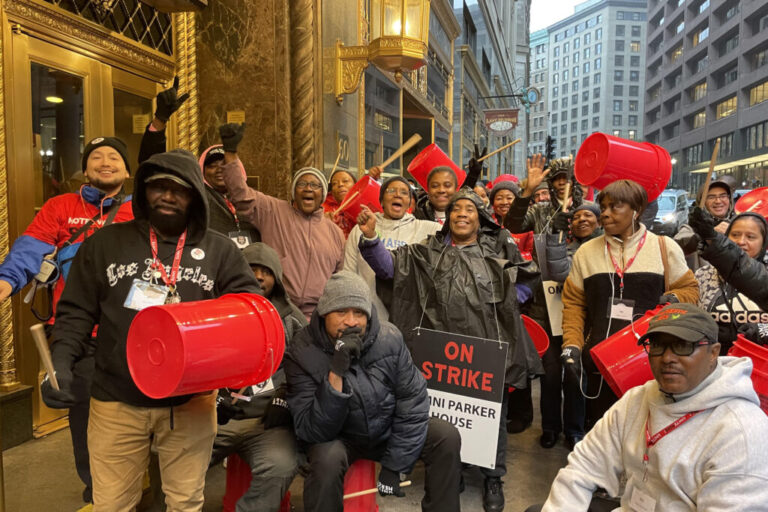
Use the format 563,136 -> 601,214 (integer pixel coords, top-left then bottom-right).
607,231 -> 647,290
224,198 -> 241,229
149,228 -> 187,290
642,410 -> 702,481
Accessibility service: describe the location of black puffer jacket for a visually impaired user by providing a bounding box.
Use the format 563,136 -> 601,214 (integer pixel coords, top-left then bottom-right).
285,307 -> 429,474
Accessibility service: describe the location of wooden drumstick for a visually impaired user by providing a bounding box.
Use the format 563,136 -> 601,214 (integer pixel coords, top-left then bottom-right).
558,182 -> 572,244
343,480 -> 412,500
699,138 -> 721,209
30,323 -> 58,390
477,139 -> 521,163
333,191 -> 360,217
379,134 -> 422,170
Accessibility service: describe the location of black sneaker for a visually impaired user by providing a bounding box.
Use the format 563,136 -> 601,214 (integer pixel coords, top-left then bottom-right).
483,477 -> 505,512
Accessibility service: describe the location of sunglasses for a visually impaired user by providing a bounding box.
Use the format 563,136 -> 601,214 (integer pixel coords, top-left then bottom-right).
642,339 -> 715,357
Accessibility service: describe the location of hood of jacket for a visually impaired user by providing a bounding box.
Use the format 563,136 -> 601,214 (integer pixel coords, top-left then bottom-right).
198,144 -> 246,192
724,212 -> 768,263
133,149 -> 208,243
652,356 -> 759,411
242,243 -> 286,296
696,182 -> 735,221
440,188 -> 502,241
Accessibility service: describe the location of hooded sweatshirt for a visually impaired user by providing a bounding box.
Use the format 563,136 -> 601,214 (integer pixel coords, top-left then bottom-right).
542,357 -> 768,511
695,212 -> 768,353
344,213 -> 440,321
198,145 -> 261,245
51,149 -> 261,407
222,161 -> 345,319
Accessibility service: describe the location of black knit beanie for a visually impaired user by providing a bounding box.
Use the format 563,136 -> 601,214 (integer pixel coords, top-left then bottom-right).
82,136 -> 131,175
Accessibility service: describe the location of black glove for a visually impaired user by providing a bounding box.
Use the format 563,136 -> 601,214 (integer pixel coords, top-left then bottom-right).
262,387 -> 292,429
377,467 -> 405,497
216,393 -> 245,425
329,327 -> 363,377
154,76 -> 190,123
560,346 -> 582,378
658,294 -> 679,306
688,206 -> 717,241
40,367 -> 76,409
219,123 -> 246,153
737,323 -> 761,344
465,144 -> 488,190
550,211 -> 572,234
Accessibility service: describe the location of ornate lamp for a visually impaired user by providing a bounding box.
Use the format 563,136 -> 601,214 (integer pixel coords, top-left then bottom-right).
333,0 -> 430,103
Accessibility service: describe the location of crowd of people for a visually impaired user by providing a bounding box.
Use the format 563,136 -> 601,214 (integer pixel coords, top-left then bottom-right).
1,80 -> 767,512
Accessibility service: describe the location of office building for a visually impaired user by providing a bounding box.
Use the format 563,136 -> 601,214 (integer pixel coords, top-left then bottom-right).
529,28 -> 550,156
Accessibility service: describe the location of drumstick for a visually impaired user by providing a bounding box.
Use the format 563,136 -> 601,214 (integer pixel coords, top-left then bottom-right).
230,386 -> 248,405
333,191 -> 360,217
379,134 -> 422,170
329,149 -> 342,177
747,200 -> 762,212
477,139 -> 521,163
343,480 -> 412,500
699,138 -> 721,209
30,323 -> 59,390
558,182 -> 572,244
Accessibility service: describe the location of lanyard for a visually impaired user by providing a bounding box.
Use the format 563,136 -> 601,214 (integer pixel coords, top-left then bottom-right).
224,197 -> 241,229
642,410 -> 702,481
149,228 -> 187,292
607,231 -> 647,290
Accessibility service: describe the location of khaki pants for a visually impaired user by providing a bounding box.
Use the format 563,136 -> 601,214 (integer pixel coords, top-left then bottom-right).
88,393 -> 217,512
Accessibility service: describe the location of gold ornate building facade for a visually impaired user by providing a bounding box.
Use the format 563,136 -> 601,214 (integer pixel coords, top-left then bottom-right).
0,0 -> 458,443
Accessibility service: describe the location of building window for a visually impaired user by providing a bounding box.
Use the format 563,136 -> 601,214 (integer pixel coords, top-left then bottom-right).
631,25 -> 641,37
629,85 -> 639,96
693,27 -> 709,47
614,70 -> 624,81
563,83 -> 569,93
553,60 -> 560,71
671,45 -> 683,63
716,96 -> 738,119
595,42 -> 602,55
595,58 -> 601,69
585,33 -> 591,44
571,122 -> 577,132
574,38 -> 581,49
676,21 -> 684,34
583,76 -> 590,87
723,35 -> 739,55
745,121 -> 768,150
596,28 -> 602,40
724,67 -> 738,85
628,130 -> 637,140
685,143 -> 704,166
613,130 -> 621,137
630,41 -> 641,52
629,100 -> 638,111
692,82 -> 707,101
553,86 -> 558,97
573,66 -> 579,78
615,40 -> 625,52
552,113 -> 558,123
613,115 -> 622,126
552,126 -> 558,136
616,25 -> 625,37
693,110 -> 706,128
564,70 -> 569,80
564,56 -> 569,66
628,115 -> 638,126
582,105 -> 589,115
593,102 -> 600,113
613,100 -> 623,112
614,85 -> 623,96
582,91 -> 589,101
574,52 -> 580,63
572,108 -> 578,118
629,71 -> 639,82
594,73 -> 601,84
630,56 -> 640,67
593,87 -> 600,98
562,98 -> 568,108
581,119 -> 588,130
749,80 -> 768,106
584,47 -> 591,59
593,117 -> 599,128
615,55 -> 625,66
698,0 -> 710,14
717,133 -> 734,157
753,49 -> 768,70
564,42 -> 570,52
554,46 -> 560,57
552,99 -> 559,110
562,111 -> 568,121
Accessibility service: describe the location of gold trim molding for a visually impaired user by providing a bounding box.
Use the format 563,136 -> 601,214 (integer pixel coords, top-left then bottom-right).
290,0 -> 318,171
0,0 -> 20,391
4,0 -> 174,80
173,11 -> 198,152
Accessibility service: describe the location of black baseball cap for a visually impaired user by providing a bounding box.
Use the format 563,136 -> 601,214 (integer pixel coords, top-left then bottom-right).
637,303 -> 719,345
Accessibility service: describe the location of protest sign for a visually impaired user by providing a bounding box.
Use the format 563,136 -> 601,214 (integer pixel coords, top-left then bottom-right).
411,328 -> 508,468
543,280 -> 564,336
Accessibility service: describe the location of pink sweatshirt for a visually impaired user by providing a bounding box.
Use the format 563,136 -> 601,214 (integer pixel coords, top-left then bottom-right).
222,161 -> 344,319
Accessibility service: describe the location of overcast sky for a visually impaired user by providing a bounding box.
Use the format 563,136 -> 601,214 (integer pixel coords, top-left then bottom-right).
530,0 -> 583,32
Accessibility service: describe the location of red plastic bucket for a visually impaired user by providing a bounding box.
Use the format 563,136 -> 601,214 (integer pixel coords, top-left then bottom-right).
522,315 -> 549,357
127,293 -> 285,399
734,187 -> 768,217
407,144 -> 466,191
339,175 -> 382,221
343,459 -> 378,511
591,306 -> 663,397
729,335 -> 768,373
574,133 -> 671,202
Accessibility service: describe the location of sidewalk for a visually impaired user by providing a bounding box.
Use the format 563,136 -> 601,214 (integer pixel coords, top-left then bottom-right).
3,381 -> 569,511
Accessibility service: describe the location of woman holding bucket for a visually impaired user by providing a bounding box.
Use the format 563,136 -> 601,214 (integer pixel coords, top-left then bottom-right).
693,211 -> 768,350
561,179 -> 699,430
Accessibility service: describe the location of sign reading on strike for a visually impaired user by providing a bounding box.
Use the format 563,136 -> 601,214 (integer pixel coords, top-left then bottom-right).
411,328 -> 508,469
543,280 -> 564,336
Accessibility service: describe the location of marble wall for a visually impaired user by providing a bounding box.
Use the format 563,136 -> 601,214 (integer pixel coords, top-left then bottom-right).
195,0 -> 293,198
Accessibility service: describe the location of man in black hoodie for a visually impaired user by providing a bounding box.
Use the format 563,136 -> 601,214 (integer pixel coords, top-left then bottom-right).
211,242 -> 306,512
44,149 -> 261,510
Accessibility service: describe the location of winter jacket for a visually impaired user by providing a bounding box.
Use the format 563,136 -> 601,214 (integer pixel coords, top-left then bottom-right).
197,145 -> 261,244
542,357 -> 768,511
700,235 -> 768,313
284,308 -> 429,474
222,162 -> 345,319
562,224 -> 699,359
51,149 -> 261,408
413,193 -> 446,224
359,193 -> 544,388
503,174 -> 584,236
0,186 -> 133,317
322,194 -> 356,238
344,213 -> 440,321
544,229 -> 602,283
695,212 -> 768,354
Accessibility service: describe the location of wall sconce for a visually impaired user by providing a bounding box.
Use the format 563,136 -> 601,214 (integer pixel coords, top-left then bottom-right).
333,0 -> 430,104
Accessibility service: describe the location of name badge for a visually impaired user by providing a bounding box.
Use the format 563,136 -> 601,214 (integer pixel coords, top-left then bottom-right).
608,298 -> 635,321
124,279 -> 169,311
228,231 -> 252,249
629,486 -> 657,512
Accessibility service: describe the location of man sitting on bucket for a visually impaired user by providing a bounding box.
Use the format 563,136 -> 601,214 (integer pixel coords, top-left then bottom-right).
526,303 -> 768,512
284,271 -> 462,512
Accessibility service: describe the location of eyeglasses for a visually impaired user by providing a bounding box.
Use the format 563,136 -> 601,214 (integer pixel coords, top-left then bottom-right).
705,194 -> 729,202
296,181 -> 322,190
384,188 -> 410,197
642,339 -> 714,357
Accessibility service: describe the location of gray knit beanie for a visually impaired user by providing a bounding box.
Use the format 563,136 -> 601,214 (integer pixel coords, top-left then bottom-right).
291,167 -> 328,201
316,271 -> 372,317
